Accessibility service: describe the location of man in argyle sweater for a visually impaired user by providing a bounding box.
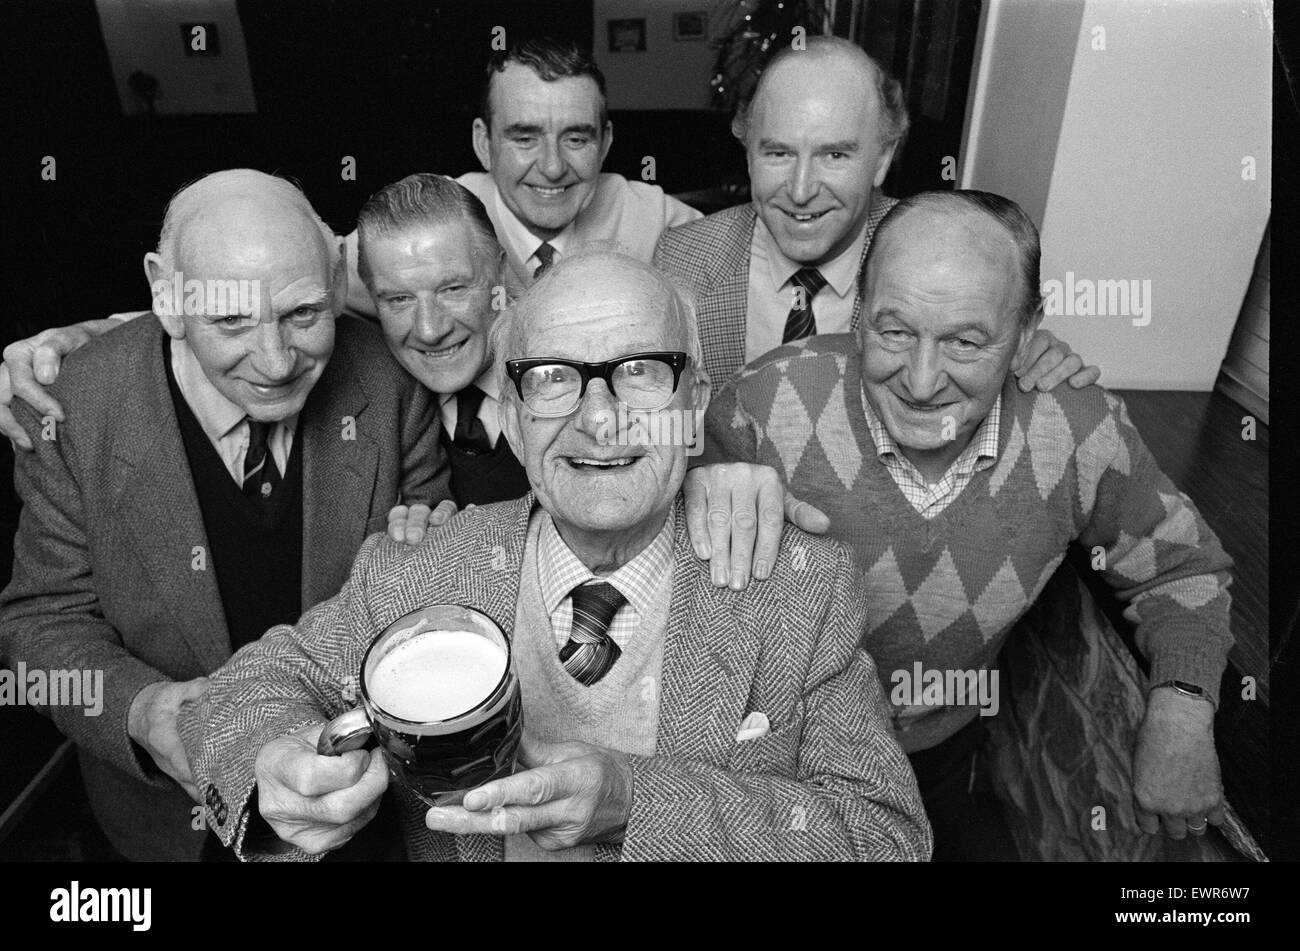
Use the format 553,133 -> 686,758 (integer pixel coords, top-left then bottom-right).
703,190 -> 1234,860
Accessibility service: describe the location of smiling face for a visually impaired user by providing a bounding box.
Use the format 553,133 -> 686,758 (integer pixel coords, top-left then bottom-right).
153,195 -> 339,422
364,219 -> 501,394
860,206 -> 1035,476
746,51 -> 896,267
502,257 -> 707,566
472,63 -> 612,241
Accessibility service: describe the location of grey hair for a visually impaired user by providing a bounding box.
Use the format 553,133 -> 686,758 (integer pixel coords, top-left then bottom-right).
355,172 -> 503,288
731,35 -> 909,157
155,169 -> 338,275
863,189 -> 1045,327
491,247 -> 708,409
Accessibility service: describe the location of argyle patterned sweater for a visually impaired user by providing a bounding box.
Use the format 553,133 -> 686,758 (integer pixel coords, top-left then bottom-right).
703,335 -> 1235,752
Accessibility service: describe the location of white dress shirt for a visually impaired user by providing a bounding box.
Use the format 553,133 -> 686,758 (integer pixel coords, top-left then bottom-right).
456,171 -> 701,294
485,185 -> 576,279
536,509 -> 676,650
169,338 -> 296,483
743,215 -> 869,365
437,364 -> 503,448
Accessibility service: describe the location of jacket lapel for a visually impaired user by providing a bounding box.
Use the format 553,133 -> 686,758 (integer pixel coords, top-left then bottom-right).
110,323 -> 231,670
654,501 -> 761,761
850,191 -> 898,331
300,352 -> 379,609
701,205 -> 756,393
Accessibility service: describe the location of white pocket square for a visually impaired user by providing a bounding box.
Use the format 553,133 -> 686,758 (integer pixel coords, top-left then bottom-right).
735,711 -> 770,742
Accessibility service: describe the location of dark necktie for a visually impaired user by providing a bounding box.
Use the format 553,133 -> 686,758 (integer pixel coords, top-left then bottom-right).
782,267 -> 829,343
242,419 -> 281,504
532,241 -> 556,280
559,581 -> 625,686
453,385 -> 492,454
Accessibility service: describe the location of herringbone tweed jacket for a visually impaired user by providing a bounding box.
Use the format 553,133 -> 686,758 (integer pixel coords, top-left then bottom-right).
652,195 -> 896,395
180,496 -> 932,861
0,314 -> 447,861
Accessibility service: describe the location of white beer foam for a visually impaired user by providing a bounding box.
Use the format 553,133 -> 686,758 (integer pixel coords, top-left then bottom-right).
371,629 -> 506,722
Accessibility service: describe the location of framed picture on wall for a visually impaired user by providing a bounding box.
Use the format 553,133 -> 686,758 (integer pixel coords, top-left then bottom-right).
673,12 -> 708,41
607,18 -> 646,53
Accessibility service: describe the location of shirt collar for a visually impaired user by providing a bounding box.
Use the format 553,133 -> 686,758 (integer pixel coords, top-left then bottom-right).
754,192 -> 879,298
170,336 -> 250,444
490,182 -> 576,266
861,384 -> 1002,473
537,508 -> 675,619
438,361 -> 502,409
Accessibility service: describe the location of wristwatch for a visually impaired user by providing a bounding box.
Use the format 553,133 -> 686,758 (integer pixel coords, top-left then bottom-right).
1149,679 -> 1216,709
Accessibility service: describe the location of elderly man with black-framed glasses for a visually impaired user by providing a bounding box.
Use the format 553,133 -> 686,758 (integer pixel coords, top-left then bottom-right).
179,247 -> 931,862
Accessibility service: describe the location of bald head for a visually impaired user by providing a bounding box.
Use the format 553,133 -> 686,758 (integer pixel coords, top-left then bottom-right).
495,248 -> 705,393
866,190 -> 1043,327
157,169 -> 338,280
144,169 -> 343,424
734,36 -> 908,152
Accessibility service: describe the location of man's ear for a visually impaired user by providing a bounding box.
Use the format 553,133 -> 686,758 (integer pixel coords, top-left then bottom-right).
333,239 -> 349,312
472,118 -> 493,172
1013,302 -> 1046,367
500,395 -> 522,456
144,251 -> 185,340
873,139 -> 899,189
692,370 -> 711,417
599,119 -> 614,166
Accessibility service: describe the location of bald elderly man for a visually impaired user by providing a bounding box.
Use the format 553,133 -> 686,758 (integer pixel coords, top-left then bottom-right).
0,170 -> 446,861
179,249 -> 930,862
704,190 -> 1235,858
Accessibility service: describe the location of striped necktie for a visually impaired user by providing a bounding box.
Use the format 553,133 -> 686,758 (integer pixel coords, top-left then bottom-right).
782,267 -> 829,343
532,241 -> 556,280
558,581 -> 625,686
242,418 -> 281,504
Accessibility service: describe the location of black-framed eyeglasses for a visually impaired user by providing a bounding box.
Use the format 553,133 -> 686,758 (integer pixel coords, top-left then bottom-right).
505,351 -> 689,418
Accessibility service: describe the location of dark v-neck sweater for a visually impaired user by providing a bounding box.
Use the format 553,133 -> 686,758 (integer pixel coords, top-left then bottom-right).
164,339 -> 303,652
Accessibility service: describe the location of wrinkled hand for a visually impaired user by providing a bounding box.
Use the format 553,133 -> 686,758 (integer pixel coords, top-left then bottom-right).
127,677 -> 211,803
424,735 -> 632,851
386,498 -> 461,544
1,323 -> 103,450
1014,329 -> 1100,392
1132,687 -> 1225,839
684,463 -> 830,590
253,723 -> 389,854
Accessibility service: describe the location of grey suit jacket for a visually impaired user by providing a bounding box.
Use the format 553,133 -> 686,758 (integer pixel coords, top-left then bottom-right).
180,495 -> 931,862
0,314 -> 448,861
653,196 -> 896,394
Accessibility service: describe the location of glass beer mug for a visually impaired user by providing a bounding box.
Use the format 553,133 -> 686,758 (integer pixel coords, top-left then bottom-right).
317,604 -> 522,807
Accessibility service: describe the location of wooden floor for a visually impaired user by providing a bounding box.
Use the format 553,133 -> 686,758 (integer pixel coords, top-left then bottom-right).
1115,389 -> 1271,694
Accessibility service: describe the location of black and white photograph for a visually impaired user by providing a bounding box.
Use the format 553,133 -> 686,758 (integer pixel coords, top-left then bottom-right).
0,0 -> 1289,925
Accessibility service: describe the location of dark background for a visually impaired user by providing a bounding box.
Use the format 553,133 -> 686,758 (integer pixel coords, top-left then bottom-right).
0,0 -> 980,339
1,0 -> 726,337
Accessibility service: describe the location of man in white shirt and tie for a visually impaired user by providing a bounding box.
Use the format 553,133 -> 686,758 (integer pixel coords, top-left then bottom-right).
341,35 -> 701,313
